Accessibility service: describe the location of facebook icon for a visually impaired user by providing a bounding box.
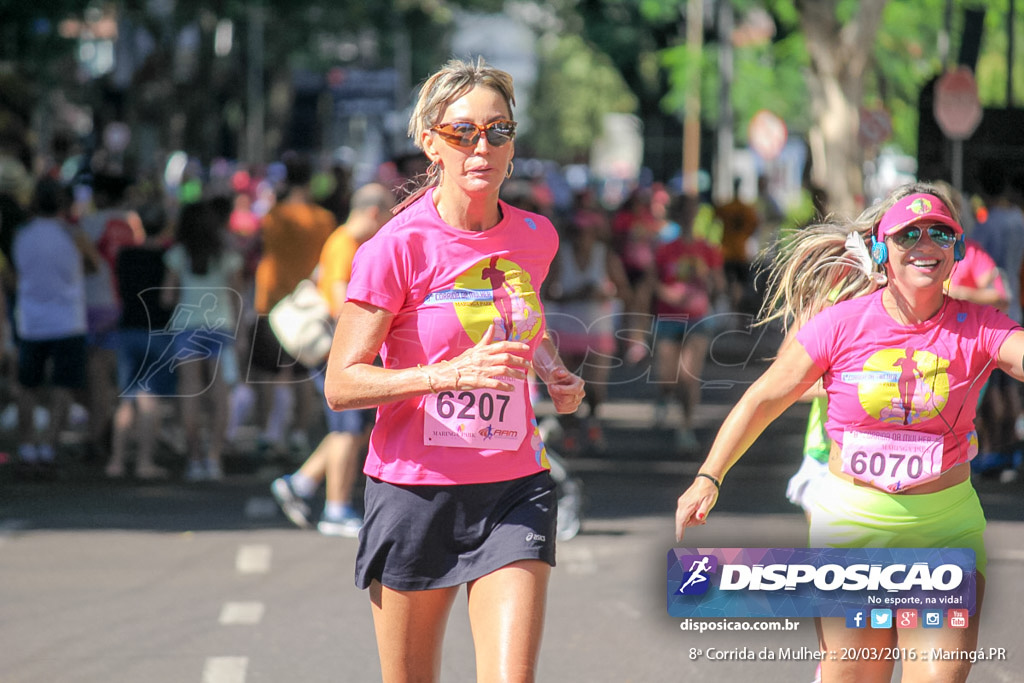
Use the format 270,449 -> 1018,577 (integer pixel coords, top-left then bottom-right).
845,609 -> 867,629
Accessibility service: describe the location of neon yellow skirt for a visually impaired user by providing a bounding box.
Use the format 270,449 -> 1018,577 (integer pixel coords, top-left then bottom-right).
807,473 -> 987,576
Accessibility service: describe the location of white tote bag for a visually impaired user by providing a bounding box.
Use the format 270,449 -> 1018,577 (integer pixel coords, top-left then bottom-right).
268,278 -> 334,367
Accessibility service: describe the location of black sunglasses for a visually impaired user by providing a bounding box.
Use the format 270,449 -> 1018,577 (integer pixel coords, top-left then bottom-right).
431,120 -> 517,148
888,224 -> 958,250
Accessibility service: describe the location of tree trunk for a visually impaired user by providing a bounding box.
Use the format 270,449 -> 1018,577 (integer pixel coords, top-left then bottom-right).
797,0 -> 888,218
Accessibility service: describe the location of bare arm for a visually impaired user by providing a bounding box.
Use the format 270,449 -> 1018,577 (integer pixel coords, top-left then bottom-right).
604,248 -> 632,305
779,326 -> 825,401
533,331 -> 585,414
159,268 -> 180,309
324,301 -> 532,411
329,280 -> 348,319
947,268 -> 1009,311
996,329 -> 1024,382
119,209 -> 146,245
675,339 -> 824,540
68,225 -> 102,274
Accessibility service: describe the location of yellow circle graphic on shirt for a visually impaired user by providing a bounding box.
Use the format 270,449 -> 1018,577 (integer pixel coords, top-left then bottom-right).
858,348 -> 949,425
452,256 -> 543,343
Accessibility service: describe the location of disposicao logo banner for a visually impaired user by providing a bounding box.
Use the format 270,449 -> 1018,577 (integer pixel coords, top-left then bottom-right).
667,548 -> 976,618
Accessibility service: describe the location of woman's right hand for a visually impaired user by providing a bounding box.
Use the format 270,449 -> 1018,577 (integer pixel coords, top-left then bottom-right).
675,476 -> 719,542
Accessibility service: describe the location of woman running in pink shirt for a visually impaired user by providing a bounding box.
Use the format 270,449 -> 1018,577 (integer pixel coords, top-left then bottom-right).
675,183 -> 1024,682
324,58 -> 584,683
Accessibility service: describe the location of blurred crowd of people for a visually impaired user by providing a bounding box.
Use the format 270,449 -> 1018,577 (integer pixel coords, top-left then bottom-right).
1,130 -> 1021,499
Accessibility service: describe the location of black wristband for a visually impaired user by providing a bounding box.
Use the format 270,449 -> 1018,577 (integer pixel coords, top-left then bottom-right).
695,472 -> 721,491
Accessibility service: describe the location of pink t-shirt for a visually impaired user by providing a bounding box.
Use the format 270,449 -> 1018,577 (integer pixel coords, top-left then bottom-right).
948,238 -> 1007,298
653,238 -> 723,319
796,289 -> 1020,470
347,189 -> 558,485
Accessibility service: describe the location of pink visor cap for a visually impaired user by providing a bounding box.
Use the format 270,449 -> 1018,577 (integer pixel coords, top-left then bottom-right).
877,193 -> 962,241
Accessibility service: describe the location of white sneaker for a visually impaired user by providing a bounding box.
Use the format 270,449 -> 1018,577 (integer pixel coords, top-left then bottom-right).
317,512 -> 362,538
675,428 -> 700,452
0,404 -> 17,431
37,444 -> 55,463
288,430 -> 311,454
205,459 -> 224,481
271,476 -> 313,528
556,477 -> 583,541
17,443 -> 38,464
184,460 -> 207,482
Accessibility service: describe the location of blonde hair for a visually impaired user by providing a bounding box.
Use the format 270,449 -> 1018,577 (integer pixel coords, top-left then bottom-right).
408,57 -> 516,146
759,181 -> 961,331
393,57 -> 517,214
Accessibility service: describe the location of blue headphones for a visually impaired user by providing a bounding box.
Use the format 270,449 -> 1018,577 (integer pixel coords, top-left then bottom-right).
871,233 -> 966,265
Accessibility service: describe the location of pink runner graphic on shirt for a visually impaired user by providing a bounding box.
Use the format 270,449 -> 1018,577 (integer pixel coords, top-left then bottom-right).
851,348 -> 949,426
421,255 -> 544,450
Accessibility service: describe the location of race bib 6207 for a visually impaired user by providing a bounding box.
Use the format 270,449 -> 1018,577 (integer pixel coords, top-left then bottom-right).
423,379 -> 527,450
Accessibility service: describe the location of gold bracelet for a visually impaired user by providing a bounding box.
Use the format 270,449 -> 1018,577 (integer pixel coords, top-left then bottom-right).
442,360 -> 461,390
416,364 -> 437,393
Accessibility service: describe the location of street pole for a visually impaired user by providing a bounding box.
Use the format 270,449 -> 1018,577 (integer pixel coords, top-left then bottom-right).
246,3 -> 265,166
716,0 -> 734,204
952,139 -> 963,194
682,0 -> 703,197
1009,0 -> 1016,107
941,0 -> 953,67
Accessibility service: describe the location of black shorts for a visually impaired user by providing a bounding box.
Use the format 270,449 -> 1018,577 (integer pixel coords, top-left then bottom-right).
355,471 -> 557,591
18,335 -> 87,390
248,314 -> 300,374
724,260 -> 750,285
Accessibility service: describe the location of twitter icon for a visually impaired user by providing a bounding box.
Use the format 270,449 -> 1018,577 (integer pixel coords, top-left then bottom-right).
870,609 -> 893,629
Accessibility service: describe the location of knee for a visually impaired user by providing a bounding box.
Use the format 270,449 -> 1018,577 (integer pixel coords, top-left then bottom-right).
478,658 -> 538,683
903,659 -> 973,683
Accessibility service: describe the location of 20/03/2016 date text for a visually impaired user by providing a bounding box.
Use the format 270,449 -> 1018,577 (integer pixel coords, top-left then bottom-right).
685,647 -> 1008,663
837,648 -> 1007,663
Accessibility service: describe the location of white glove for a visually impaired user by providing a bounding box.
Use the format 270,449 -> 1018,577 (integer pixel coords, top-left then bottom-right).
786,455 -> 829,510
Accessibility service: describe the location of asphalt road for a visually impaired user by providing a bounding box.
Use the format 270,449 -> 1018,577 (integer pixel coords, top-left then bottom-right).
2,324 -> 1023,682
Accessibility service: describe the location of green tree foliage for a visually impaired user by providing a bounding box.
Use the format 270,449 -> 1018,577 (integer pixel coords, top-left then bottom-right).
973,0 -> 1024,107
525,33 -> 638,163
570,1 -> 1014,154
568,0 -> 1020,211
8,0 -> 1022,181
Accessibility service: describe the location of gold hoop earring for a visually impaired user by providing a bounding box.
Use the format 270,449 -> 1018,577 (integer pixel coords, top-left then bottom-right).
506,161 -> 514,179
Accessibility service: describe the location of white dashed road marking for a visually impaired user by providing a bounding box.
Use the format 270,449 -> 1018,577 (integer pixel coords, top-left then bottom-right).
210,545 -> 274,681
219,602 -> 265,625
989,549 -> 1024,562
235,544 -> 271,574
202,656 -> 248,683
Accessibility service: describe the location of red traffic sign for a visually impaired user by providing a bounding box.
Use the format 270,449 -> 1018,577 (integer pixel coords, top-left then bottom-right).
934,67 -> 983,140
858,106 -> 892,146
748,109 -> 788,161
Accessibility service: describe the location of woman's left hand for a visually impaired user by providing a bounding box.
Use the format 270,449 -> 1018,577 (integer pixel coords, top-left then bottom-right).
544,366 -> 585,414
